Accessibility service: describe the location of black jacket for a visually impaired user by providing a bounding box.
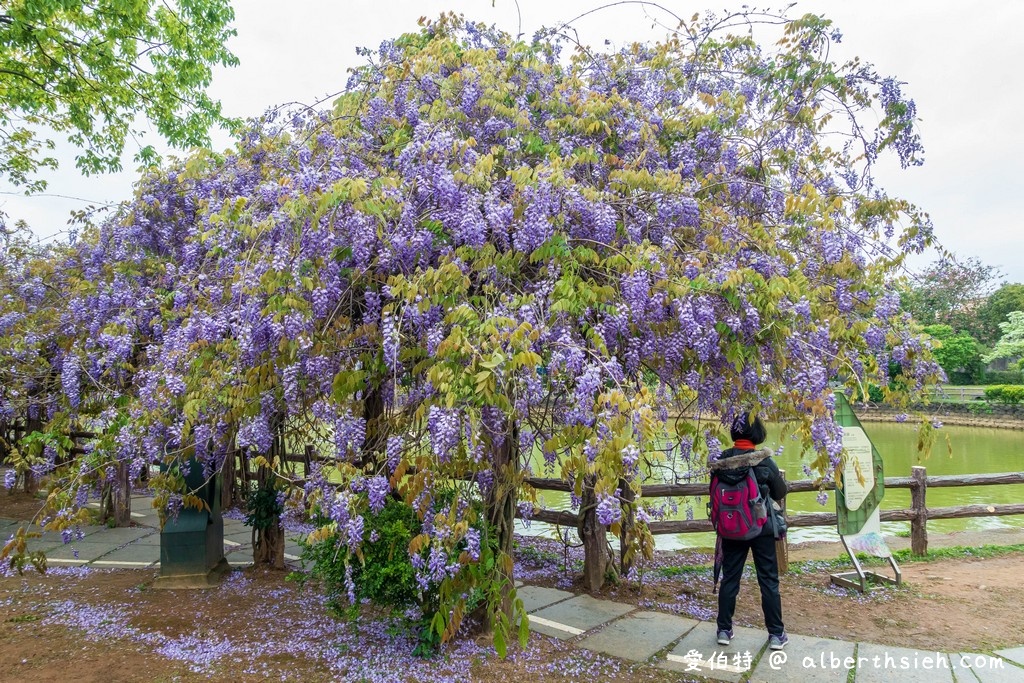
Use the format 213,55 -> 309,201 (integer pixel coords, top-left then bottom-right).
715,447 -> 787,503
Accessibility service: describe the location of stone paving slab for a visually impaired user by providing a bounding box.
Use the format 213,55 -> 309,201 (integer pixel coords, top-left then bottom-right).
951,652 -> 981,683
132,534 -> 163,546
658,622 -> 765,682
92,543 -> 160,566
578,611 -> 696,662
44,541 -> 119,562
957,652 -> 1024,683
24,535 -> 67,552
518,585 -> 574,614
85,526 -> 156,545
45,557 -> 87,567
749,634 -> 854,683
994,647 -> 1024,669
529,594 -> 634,640
853,643 -> 952,683
224,530 -> 253,545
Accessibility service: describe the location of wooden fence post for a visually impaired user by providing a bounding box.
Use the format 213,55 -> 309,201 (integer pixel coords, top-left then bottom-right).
776,469 -> 788,574
910,465 -> 928,556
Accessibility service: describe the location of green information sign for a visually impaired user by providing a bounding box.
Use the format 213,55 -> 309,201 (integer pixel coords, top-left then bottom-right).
834,392 -> 885,535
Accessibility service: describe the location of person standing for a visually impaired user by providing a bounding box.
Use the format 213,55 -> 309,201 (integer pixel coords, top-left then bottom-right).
710,412 -> 789,650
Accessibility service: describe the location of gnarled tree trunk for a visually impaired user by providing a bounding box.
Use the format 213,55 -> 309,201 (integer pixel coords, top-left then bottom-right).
101,460 -> 133,527
360,383 -> 386,469
22,411 -> 42,496
618,477 -> 636,578
252,419 -> 285,570
580,474 -> 611,593
484,418 -> 518,629
220,449 -> 236,510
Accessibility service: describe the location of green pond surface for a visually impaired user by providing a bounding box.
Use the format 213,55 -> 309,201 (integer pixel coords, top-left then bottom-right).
519,422 -> 1024,549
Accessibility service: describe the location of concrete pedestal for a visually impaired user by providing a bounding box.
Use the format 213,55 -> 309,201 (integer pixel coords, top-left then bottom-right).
155,463 -> 228,589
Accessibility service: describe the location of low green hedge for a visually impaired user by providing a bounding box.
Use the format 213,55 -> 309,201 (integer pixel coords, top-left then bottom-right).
982,370 -> 1024,385
983,385 -> 1024,405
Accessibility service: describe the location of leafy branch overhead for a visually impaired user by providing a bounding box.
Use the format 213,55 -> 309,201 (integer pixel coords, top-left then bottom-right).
0,0 -> 239,191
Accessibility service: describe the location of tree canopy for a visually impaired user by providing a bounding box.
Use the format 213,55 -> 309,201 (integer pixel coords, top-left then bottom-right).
1,10 -> 943,648
921,324 -> 981,382
976,283 -> 1024,346
984,311 -> 1024,365
0,0 -> 238,191
899,256 -> 1001,335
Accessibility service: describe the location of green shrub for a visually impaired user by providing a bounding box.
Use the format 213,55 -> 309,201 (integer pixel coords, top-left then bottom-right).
967,401 -> 994,415
354,499 -> 420,607
853,383 -> 885,403
984,385 -> 1004,402
947,370 -> 978,385
983,384 -> 1024,405
296,490 -> 513,659
982,370 -> 1024,385
1000,386 -> 1024,405
299,497 -> 421,611
244,486 -> 285,532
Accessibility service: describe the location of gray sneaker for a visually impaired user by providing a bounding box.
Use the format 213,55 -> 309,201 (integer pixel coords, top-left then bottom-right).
716,629 -> 733,646
768,633 -> 789,650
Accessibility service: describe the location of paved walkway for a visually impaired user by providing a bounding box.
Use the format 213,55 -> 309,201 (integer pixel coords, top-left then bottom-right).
3,499 -> 1023,682
515,583 -> 1024,682
2,495 -> 305,570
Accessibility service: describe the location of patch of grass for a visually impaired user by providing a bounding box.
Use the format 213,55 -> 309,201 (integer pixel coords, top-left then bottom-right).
891,543 -> 1024,563
6,614 -> 40,623
789,543 -> 1024,574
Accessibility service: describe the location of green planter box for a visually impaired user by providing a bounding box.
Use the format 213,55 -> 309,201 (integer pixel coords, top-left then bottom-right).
156,459 -> 229,588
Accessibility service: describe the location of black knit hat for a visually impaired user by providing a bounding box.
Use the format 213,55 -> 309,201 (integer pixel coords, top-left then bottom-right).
730,412 -> 767,445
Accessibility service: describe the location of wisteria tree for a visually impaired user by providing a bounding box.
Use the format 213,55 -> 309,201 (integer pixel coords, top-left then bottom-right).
2,8 -> 943,654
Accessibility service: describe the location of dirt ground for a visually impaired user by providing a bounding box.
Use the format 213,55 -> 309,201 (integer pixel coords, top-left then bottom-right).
2,554 -> 1020,683
0,567 -> 697,683
3,487 -> 1023,681
1,491 -> 49,524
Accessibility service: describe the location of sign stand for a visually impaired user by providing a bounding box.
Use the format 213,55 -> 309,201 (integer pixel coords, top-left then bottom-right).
830,509 -> 902,592
830,393 -> 901,593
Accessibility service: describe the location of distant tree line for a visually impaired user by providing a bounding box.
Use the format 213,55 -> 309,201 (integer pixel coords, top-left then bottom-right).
899,257 -> 1024,384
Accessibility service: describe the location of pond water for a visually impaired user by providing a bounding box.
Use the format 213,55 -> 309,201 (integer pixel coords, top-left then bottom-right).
520,422 -> 1024,549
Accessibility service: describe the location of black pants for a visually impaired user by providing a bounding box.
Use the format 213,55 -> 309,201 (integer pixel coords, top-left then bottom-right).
716,533 -> 784,636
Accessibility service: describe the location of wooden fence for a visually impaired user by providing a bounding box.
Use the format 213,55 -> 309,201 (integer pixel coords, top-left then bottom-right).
519,466 -> 1024,568
6,424 -> 1023,570
921,386 -> 987,402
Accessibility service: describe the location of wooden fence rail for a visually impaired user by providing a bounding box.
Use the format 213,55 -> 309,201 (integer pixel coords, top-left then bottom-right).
11,427 -> 1018,570
519,466 -> 1024,566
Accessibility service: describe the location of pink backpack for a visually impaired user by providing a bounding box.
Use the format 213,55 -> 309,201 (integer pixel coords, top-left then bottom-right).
709,468 -> 768,540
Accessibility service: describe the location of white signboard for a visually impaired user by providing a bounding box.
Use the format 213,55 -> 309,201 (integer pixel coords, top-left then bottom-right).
841,426 -> 875,511
844,508 -> 891,558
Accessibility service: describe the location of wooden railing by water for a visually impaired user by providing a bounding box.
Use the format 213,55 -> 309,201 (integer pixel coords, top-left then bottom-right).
518,467 -> 1024,569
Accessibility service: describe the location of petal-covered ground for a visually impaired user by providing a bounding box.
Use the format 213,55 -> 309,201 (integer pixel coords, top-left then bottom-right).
0,564 -> 690,683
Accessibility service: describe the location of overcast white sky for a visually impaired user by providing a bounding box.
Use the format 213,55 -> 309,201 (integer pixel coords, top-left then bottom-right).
3,0 -> 1022,282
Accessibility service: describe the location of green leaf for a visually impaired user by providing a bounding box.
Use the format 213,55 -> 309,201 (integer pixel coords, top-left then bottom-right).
493,628 -> 507,658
